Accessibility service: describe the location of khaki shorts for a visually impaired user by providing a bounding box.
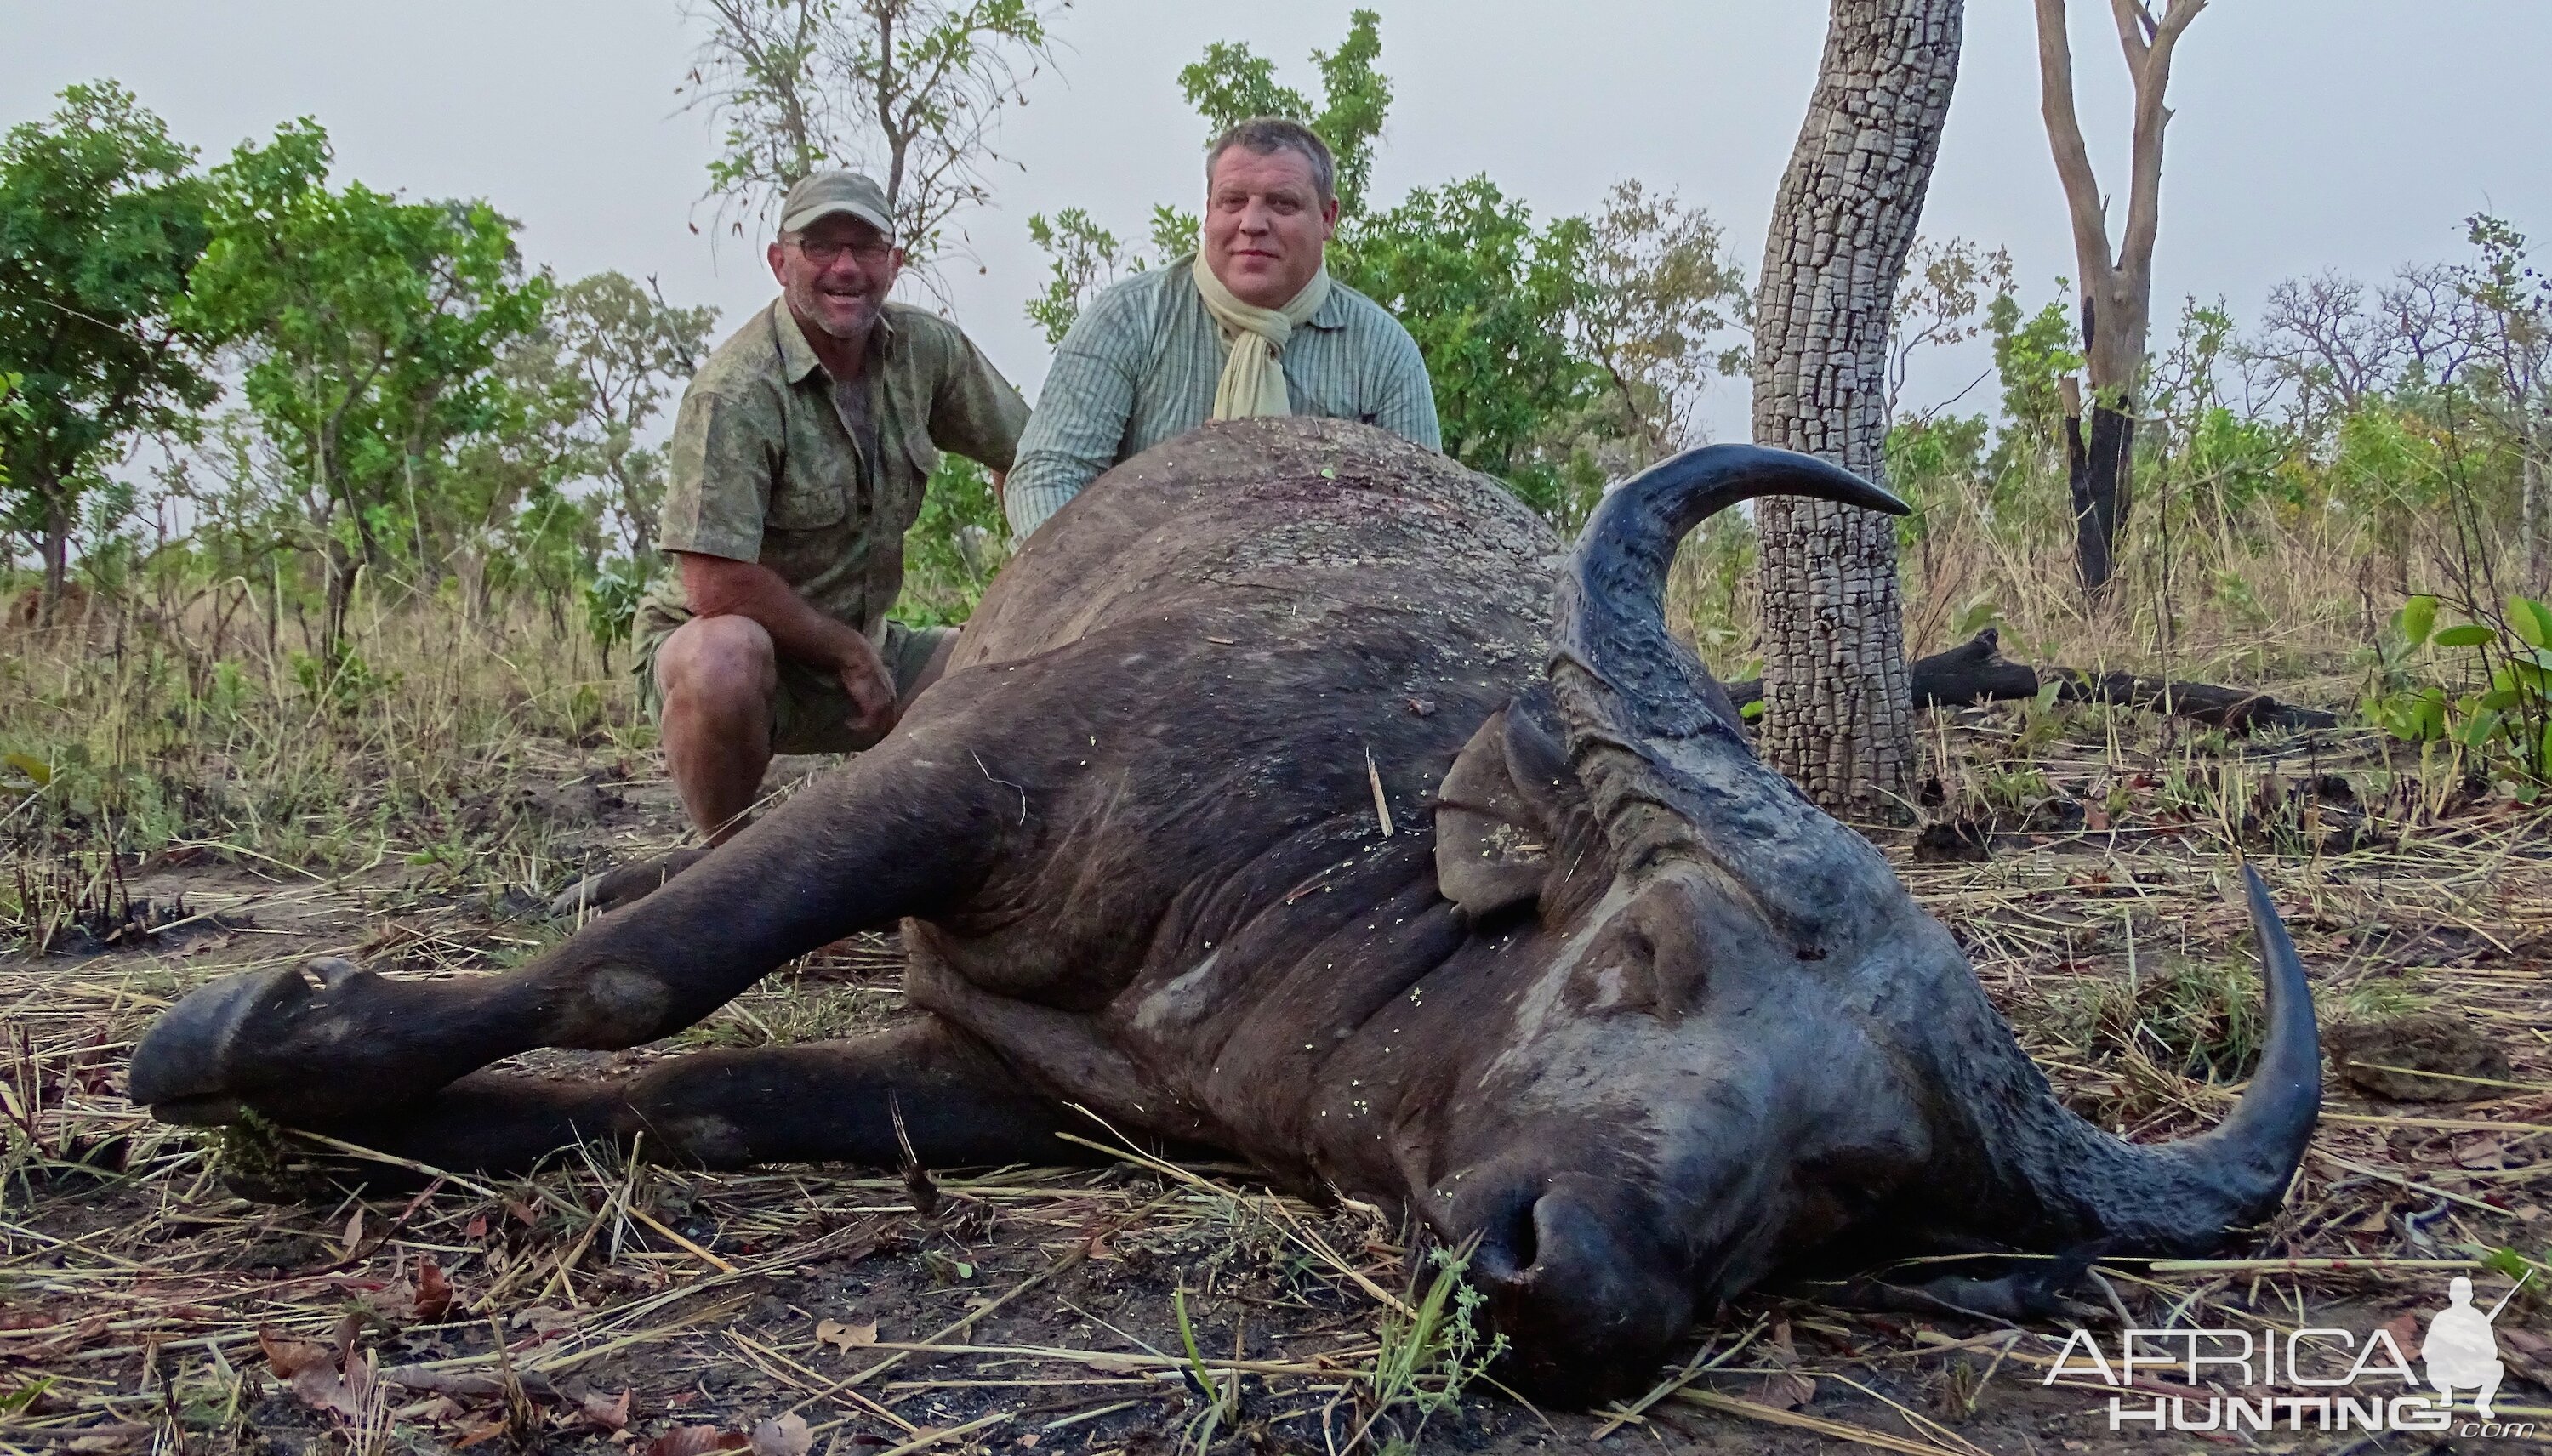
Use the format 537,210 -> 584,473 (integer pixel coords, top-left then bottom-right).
636,617 -> 955,756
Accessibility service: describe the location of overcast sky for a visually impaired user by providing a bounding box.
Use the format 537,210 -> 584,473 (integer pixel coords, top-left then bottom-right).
7,1 -> 2547,443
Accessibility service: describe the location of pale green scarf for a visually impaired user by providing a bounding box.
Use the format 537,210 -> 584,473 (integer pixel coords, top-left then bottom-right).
1191,253 -> 1331,419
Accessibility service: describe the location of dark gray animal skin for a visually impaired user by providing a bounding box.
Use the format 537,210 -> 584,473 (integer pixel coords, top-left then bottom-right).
128,418 -> 2320,1400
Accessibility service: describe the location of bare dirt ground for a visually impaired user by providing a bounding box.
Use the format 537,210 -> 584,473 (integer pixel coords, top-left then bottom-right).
5,711 -> 2552,1456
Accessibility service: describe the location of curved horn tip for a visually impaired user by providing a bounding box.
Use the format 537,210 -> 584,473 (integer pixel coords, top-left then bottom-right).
2240,865 -> 2295,955
1738,443 -> 1911,518
2239,862 -> 2273,913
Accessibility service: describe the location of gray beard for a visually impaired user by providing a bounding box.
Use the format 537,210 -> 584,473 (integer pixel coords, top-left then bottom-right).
795,285 -> 879,341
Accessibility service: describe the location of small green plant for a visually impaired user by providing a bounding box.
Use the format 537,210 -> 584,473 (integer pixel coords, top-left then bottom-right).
2366,593 -> 2552,794
1171,1283 -> 1239,1454
289,646 -> 400,716
0,1374 -> 54,1416
1346,1239 -> 1506,1454
1947,593 -> 2006,642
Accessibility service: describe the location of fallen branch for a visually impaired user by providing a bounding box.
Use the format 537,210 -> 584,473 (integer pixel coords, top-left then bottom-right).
1725,629 -> 2338,733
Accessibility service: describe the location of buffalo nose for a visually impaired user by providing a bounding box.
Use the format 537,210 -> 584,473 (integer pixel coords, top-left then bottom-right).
1463,1180 -> 1693,1402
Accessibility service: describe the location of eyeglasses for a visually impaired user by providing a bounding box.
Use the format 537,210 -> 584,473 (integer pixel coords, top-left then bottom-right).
794,235 -> 895,265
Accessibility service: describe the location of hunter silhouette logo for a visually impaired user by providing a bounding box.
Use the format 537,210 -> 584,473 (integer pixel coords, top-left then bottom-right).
2045,1271 -> 2538,1437
2423,1274 -> 2526,1419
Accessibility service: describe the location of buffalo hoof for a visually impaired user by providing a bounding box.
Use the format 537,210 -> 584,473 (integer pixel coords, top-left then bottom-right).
547,847 -> 711,919
128,956 -> 385,1128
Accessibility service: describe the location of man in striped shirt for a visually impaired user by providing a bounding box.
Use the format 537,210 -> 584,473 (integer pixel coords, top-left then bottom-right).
1003,118 -> 1441,538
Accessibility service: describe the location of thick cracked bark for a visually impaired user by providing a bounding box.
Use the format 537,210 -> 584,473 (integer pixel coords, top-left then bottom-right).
1752,0 -> 1962,810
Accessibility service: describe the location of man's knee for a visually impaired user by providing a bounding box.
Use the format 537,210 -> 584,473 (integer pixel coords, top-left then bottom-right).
658,615 -> 778,719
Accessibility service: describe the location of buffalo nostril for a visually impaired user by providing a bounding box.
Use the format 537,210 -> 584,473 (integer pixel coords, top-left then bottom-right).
1473,1189 -> 1695,1403
1467,1184 -> 1543,1286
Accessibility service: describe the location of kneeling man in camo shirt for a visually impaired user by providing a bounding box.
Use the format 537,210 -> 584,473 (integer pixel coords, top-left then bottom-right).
631,171 -> 1027,861
1002,118 -> 1440,538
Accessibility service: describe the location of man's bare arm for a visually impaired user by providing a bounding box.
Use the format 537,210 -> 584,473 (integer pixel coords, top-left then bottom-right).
675,551 -> 896,731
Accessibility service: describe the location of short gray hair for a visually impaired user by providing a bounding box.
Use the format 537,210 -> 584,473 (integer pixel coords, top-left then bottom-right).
1205,118 -> 1336,204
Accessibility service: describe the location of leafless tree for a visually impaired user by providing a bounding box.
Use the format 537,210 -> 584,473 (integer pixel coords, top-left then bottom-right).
2033,0 -> 2204,598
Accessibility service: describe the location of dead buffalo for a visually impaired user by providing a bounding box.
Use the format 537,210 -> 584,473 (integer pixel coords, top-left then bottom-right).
129,418 -> 2319,1398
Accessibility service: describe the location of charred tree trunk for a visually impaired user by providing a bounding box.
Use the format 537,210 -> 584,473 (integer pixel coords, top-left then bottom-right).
1752,0 -> 1963,810
2062,374 -> 2135,595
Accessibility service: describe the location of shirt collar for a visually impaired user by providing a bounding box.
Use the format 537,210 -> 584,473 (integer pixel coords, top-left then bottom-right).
771,297 -> 899,384
1304,266 -> 1352,331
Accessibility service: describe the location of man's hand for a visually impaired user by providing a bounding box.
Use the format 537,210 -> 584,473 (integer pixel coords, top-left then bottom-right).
832,630 -> 899,739
677,551 -> 899,737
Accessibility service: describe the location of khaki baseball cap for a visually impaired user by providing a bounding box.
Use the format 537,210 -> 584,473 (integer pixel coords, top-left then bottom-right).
779,171 -> 894,239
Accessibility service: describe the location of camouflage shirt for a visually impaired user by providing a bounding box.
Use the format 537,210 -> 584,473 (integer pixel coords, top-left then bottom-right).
641,299 -> 1028,643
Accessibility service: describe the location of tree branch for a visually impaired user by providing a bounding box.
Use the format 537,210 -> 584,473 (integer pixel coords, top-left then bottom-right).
2105,0 -> 2150,73
2033,0 -> 2119,299
2116,0 -> 2202,295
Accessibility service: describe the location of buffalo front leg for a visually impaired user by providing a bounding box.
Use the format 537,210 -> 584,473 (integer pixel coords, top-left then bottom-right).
309,1021 -> 1095,1177
128,749 -> 1016,1130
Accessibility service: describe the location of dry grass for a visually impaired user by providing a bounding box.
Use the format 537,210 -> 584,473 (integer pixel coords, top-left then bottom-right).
3,592 -> 2552,1453
1672,462 -> 2512,713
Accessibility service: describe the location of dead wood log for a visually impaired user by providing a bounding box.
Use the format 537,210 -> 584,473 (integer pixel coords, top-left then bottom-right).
1724,629 -> 2338,734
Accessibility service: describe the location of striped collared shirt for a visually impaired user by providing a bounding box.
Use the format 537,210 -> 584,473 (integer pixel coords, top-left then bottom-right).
1005,254 -> 1440,537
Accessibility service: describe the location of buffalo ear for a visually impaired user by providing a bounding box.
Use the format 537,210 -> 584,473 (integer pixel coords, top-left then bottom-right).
1434,689 -> 1597,924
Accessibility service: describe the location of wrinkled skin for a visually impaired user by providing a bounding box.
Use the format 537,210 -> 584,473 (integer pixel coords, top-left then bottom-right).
129,419 -> 2319,1400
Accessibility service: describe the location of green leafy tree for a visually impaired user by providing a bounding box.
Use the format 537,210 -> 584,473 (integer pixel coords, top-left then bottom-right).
539,271 -> 719,557
2450,214 -> 2552,589
1176,9 -> 1389,221
0,81 -> 223,617
1983,284 -> 2083,517
1535,180 -> 1752,524
1023,208 -> 1125,348
183,120 -> 549,648
1337,178 -> 1590,515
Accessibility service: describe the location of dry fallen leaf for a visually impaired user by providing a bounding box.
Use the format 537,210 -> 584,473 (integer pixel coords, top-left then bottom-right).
751,1413 -> 814,1456
2383,1311 -> 2424,1362
513,1305 -> 578,1334
340,1207 -> 365,1257
259,1329 -> 336,1380
643,1427 -> 749,1456
1752,1371 -> 1816,1412
412,1256 -> 453,1322
579,1387 -> 634,1431
816,1318 -> 879,1351
282,1347 -> 373,1422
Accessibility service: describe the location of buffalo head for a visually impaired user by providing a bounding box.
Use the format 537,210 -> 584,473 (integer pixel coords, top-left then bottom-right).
1411,446 -> 2317,1394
